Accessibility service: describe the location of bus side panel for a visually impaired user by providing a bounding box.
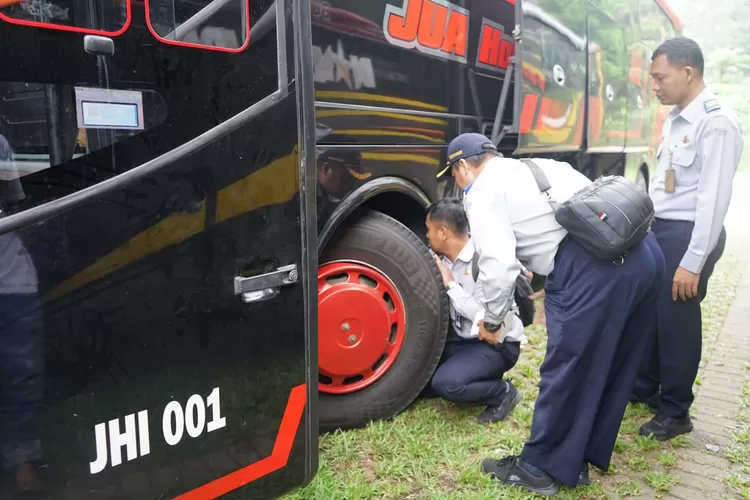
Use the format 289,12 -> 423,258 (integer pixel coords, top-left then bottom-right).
311,1 -> 516,148
585,0 -> 630,154
462,0 -> 517,134
624,42 -> 653,151
622,0 -> 681,185
311,1 -> 454,119
0,1 -> 315,498
517,0 -> 588,154
311,0 -> 460,220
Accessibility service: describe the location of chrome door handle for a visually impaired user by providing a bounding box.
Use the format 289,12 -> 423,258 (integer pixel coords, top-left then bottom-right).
234,264 -> 298,304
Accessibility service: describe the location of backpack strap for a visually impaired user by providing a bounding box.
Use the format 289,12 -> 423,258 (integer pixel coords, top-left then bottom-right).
521,159 -> 560,211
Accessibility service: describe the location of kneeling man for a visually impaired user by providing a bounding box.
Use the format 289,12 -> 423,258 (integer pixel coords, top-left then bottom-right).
425,198 -> 524,424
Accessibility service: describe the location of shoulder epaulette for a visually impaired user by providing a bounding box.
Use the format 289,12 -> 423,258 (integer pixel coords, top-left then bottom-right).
703,98 -> 721,113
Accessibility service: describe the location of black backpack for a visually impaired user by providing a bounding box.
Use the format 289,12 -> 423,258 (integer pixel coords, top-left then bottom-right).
521,159 -> 654,260
471,251 -> 536,327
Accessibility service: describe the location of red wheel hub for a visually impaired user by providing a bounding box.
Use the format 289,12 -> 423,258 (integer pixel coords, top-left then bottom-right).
318,261 -> 406,395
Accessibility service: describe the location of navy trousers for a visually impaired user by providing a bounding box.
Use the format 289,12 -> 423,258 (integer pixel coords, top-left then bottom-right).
633,218 -> 726,418
520,233 -> 665,487
427,338 -> 520,407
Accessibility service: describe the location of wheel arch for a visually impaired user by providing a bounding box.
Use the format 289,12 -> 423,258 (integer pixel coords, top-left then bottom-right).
319,176 -> 433,253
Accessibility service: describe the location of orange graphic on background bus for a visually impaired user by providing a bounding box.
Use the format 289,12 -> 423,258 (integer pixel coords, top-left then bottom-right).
383,0 -> 469,62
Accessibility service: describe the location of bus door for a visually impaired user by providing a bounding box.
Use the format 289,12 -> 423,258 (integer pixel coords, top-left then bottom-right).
585,0 -> 630,155
517,0 -> 588,154
0,0 -> 317,498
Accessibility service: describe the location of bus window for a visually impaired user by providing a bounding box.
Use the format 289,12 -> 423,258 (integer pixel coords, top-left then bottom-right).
0,0 -> 277,216
0,83 -> 167,211
0,0 -> 129,35
147,0 -> 250,51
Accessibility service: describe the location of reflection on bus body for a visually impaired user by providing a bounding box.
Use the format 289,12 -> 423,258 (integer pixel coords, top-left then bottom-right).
0,132 -> 45,494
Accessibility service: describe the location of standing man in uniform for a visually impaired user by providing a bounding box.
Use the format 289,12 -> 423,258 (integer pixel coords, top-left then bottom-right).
424,198 -> 525,424
631,37 -> 744,441
438,133 -> 665,495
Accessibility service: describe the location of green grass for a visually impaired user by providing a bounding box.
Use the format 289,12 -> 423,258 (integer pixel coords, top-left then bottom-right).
285,243 -> 747,499
725,365 -> 750,498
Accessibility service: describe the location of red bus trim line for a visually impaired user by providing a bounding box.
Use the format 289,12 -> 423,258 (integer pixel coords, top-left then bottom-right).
143,0 -> 252,53
0,0 -> 131,36
172,384 -> 307,500
654,0 -> 685,31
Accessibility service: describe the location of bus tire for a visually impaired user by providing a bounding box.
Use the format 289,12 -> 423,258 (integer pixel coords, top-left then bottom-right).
318,209 -> 449,431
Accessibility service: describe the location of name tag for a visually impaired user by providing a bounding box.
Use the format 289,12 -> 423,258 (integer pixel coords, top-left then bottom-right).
665,167 -> 675,193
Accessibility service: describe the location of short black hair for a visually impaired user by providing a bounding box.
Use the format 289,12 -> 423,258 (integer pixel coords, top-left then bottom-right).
652,36 -> 704,76
427,198 -> 469,235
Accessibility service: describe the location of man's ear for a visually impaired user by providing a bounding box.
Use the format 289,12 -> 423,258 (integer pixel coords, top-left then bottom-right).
685,66 -> 695,83
458,159 -> 468,175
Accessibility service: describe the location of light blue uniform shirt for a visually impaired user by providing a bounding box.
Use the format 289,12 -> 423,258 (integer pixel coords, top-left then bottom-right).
441,237 -> 525,343
463,157 -> 590,325
650,87 -> 744,274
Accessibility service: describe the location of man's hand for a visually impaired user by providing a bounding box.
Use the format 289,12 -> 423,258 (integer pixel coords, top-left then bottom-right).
478,320 -> 501,345
529,289 -> 546,300
673,266 -> 700,302
434,254 -> 453,288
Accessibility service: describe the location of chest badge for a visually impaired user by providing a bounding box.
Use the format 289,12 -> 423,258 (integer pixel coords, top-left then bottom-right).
682,135 -> 690,145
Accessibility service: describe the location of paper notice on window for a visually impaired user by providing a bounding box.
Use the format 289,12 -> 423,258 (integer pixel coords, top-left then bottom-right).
75,87 -> 144,130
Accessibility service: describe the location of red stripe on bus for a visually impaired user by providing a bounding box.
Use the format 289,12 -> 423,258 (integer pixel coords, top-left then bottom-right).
173,384 -> 307,500
654,0 -> 684,30
0,0 -> 131,36
143,0 -> 252,53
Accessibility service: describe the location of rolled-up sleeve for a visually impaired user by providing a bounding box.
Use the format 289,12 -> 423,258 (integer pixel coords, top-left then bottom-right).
465,187 -> 520,325
680,115 -> 744,273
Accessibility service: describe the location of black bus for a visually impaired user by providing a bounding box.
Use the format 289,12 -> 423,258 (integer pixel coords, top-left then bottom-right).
0,0 -> 680,497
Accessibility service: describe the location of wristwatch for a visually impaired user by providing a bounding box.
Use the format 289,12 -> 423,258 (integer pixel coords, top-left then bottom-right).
483,321 -> 503,333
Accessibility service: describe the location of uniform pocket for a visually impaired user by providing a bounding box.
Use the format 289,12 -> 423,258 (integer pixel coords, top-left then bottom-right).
670,147 -> 698,186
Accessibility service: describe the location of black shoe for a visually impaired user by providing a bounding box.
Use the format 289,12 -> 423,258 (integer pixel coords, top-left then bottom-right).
481,456 -> 560,497
629,393 -> 659,413
476,382 -> 522,424
578,463 -> 590,486
639,414 -> 693,441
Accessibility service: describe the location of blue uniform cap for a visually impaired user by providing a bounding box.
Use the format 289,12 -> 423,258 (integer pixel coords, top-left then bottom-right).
437,133 -> 498,178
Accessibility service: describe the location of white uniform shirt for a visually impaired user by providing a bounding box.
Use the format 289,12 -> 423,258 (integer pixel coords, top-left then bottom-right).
463,156 -> 591,324
650,87 -> 744,273
442,237 -> 525,342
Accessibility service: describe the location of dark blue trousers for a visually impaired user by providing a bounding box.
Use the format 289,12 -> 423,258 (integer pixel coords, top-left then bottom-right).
427,338 -> 520,406
520,233 -> 665,487
633,218 -> 726,418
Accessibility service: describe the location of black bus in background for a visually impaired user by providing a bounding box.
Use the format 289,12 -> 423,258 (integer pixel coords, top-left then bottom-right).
310,0 -> 680,429
0,0 -> 680,499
